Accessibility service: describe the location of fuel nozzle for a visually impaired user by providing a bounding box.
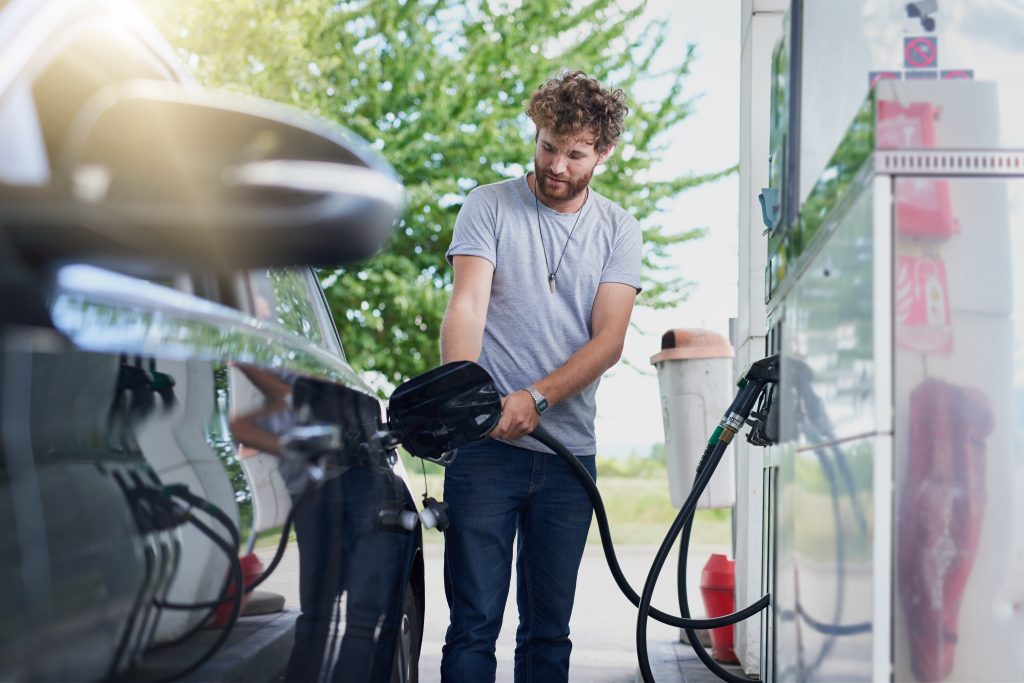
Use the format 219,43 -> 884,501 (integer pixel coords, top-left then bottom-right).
740,354 -> 780,446
711,354 -> 780,448
419,496 -> 450,532
743,353 -> 780,385
746,382 -> 779,447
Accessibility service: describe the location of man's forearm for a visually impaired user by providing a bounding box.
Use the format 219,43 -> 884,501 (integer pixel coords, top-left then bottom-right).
440,305 -> 485,364
531,334 -> 623,406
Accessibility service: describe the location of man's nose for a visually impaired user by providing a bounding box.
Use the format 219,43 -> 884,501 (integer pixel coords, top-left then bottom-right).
550,154 -> 568,175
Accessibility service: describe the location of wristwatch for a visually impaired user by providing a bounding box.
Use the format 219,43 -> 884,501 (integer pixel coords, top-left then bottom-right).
525,385 -> 549,415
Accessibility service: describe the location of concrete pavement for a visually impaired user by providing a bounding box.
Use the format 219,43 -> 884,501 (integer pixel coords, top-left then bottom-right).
260,539 -> 743,683
416,540 -> 734,683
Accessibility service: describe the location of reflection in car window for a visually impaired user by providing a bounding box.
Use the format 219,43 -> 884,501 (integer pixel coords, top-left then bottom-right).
250,268 -> 324,345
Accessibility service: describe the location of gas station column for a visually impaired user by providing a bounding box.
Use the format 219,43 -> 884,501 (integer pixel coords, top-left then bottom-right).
735,0 -> 786,675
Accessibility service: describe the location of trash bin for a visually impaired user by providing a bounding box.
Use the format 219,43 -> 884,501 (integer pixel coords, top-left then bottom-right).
650,328 -> 734,509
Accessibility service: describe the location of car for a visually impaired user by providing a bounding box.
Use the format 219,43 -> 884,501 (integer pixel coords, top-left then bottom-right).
0,0 -> 429,680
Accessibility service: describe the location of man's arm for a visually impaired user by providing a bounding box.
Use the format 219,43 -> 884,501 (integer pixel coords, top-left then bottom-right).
440,255 -> 494,363
489,281 -> 637,440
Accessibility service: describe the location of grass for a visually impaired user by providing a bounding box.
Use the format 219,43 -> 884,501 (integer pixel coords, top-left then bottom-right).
243,455 -> 733,551
403,455 -> 732,547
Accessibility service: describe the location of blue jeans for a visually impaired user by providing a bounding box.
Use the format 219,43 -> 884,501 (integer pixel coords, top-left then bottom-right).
285,466 -> 412,683
440,438 -> 596,683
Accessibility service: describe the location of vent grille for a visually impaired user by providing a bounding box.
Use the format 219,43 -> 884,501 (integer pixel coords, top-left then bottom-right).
875,150 -> 1024,176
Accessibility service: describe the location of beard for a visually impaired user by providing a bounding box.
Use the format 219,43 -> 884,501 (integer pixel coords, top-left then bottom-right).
534,155 -> 593,206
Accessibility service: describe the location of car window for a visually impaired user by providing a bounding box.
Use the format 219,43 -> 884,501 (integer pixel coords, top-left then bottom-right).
248,268 -> 344,358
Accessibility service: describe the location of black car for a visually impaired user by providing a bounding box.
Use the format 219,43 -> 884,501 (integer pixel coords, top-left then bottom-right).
0,0 -> 435,680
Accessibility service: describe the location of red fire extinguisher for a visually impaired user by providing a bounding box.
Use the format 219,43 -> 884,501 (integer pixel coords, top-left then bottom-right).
700,553 -> 739,664
210,552 -> 265,628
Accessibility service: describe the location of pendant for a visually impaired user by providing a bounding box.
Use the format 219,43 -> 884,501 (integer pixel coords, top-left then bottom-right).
548,274 -> 556,293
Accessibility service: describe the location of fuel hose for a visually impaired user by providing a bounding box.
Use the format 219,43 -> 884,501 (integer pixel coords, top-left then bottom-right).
529,426 -> 766,634
528,370 -> 773,683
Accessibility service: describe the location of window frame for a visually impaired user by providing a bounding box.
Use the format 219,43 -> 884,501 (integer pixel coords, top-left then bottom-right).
236,266 -> 345,361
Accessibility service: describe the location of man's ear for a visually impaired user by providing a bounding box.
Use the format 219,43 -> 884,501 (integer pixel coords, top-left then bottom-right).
598,145 -> 615,165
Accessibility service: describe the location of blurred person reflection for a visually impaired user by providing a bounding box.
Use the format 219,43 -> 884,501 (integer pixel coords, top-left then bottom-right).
231,365 -> 414,682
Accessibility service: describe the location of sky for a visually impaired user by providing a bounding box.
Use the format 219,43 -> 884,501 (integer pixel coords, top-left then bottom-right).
594,0 -> 740,458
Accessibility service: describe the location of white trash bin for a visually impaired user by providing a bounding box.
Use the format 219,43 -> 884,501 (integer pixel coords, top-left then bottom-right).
650,329 -> 735,510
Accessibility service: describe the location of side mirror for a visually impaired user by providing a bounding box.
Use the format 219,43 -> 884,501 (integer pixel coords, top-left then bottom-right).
387,361 -> 502,465
0,80 -> 404,269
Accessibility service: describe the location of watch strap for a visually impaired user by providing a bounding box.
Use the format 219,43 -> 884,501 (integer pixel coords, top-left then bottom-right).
526,385 -> 548,414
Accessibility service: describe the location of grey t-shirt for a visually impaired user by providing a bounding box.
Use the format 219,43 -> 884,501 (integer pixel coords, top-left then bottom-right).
446,174 -> 642,455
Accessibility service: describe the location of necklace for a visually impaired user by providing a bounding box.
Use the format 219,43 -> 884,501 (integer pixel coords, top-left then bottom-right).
532,176 -> 588,294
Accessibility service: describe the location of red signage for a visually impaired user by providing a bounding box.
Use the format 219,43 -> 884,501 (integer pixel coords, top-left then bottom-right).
896,255 -> 953,355
904,36 -> 938,69
869,70 -> 901,89
877,100 -> 956,238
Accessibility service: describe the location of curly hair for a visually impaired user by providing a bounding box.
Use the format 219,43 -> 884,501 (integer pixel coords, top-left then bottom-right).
526,70 -> 628,154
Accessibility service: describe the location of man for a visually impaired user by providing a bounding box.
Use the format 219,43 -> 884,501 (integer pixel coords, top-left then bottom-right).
439,70 -> 642,682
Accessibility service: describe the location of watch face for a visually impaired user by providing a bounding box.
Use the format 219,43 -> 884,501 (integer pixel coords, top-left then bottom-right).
537,397 -> 548,414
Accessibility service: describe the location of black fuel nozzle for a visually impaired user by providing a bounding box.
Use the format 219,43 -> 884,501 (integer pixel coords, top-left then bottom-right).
746,383 -> 779,447
740,354 -> 780,446
711,354 -> 780,451
744,353 -> 780,384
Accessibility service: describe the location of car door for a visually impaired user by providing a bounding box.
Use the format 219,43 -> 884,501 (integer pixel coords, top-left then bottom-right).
228,265 -> 425,683
0,1 -> 413,679
0,1 -> 223,677
2,261 -> 419,682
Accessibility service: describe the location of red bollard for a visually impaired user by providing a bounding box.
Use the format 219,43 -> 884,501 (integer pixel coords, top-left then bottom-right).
700,553 -> 739,664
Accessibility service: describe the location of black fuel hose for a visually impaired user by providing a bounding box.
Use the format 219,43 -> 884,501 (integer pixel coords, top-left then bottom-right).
152,511 -> 244,683
152,486 -> 241,612
148,605 -> 219,651
529,426 -> 767,632
636,439 -> 759,683
519,359 -> 784,682
244,484 -> 312,593
164,485 -> 240,549
676,513 -> 751,683
632,372 -> 774,683
155,485 -> 310,612
668,441 -> 754,683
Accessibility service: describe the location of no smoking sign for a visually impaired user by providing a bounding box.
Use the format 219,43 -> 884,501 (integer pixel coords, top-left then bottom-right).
904,36 -> 938,68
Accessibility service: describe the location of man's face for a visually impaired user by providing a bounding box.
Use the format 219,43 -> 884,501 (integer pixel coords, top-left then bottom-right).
533,129 -> 611,204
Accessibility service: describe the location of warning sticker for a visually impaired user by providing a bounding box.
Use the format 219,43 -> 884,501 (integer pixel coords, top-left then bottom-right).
896,255 -> 953,355
904,36 -> 938,69
869,71 -> 901,89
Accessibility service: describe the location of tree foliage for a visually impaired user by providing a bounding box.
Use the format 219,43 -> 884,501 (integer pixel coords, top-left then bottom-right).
141,0 -> 730,390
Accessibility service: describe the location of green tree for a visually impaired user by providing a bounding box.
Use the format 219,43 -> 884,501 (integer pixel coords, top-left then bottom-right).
141,0 -> 730,390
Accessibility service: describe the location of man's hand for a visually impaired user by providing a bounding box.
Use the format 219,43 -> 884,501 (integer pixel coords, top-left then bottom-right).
489,390 -> 540,441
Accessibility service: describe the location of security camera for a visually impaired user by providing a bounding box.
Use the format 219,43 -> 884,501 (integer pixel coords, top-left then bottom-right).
906,0 -> 938,32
